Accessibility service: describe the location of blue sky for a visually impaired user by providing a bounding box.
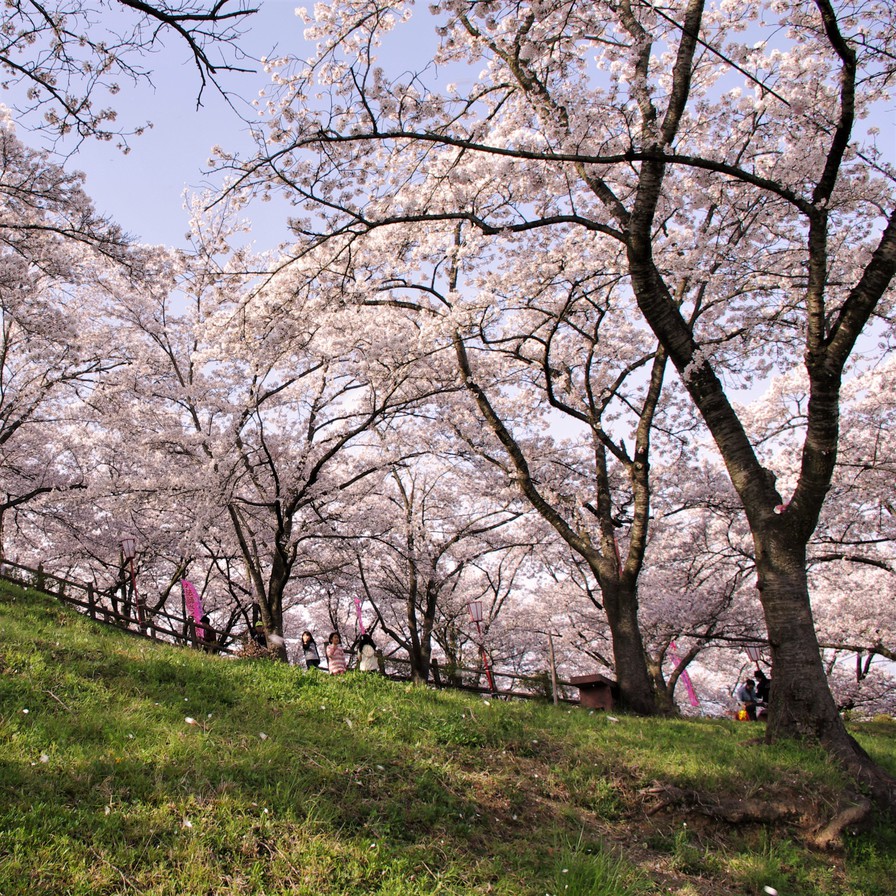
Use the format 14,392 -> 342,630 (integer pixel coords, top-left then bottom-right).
63,1 -> 306,249
54,1 -> 437,252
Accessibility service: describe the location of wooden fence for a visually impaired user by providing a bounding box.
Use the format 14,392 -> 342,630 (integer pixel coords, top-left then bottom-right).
363,653 -> 577,703
1,558 -> 581,702
0,558 -> 233,654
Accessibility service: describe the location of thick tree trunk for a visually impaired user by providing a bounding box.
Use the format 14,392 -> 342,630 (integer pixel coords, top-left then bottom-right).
755,528 -> 896,807
408,644 -> 432,683
755,533 -> 837,741
263,562 -> 290,663
601,579 -> 656,715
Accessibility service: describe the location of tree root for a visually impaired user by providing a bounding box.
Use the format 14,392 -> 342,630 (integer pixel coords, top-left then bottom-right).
825,731 -> 896,817
641,782 -> 872,849
808,797 -> 872,850
643,783 -> 805,823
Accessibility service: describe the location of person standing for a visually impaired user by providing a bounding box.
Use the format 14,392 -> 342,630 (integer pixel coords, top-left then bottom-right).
325,631 -> 347,674
356,633 -> 379,672
301,630 -> 321,669
754,667 -> 771,704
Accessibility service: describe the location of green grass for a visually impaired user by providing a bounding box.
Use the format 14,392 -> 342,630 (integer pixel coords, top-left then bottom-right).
1,582 -> 894,895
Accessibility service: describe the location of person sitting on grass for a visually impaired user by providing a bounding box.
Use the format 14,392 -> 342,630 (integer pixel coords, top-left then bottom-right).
736,677 -> 758,721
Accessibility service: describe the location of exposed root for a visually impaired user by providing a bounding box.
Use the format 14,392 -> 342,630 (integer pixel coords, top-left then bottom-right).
641,781 -> 870,849
643,783 -> 804,824
808,797 -> 873,850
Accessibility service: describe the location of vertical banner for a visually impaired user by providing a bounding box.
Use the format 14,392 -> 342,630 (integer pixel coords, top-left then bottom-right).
353,595 -> 366,635
181,579 -> 205,641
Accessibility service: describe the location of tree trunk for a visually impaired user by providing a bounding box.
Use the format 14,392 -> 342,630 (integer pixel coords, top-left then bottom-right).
754,531 -> 834,740
647,656 -> 678,715
404,609 -> 432,683
263,560 -> 290,663
227,504 -> 291,662
409,648 -> 432,684
755,527 -> 896,807
600,578 -> 656,715
405,588 -> 432,683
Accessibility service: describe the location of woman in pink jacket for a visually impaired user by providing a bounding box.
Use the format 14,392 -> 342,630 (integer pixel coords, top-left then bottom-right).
325,631 -> 347,674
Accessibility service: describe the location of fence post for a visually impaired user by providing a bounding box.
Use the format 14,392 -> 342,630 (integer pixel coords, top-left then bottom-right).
36,564 -> 46,592
87,583 -> 96,619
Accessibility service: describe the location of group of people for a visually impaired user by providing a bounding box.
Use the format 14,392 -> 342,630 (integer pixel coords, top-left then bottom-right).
300,629 -> 380,674
241,620 -> 381,673
736,667 -> 771,720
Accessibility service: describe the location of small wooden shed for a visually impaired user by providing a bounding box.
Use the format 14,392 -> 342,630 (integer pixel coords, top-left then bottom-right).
569,673 -> 618,711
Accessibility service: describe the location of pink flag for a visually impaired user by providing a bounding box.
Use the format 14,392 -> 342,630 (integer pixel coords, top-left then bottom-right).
669,641 -> 700,707
182,579 -> 206,640
353,595 -> 366,634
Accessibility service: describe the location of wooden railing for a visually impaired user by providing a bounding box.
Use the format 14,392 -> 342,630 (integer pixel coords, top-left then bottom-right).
375,654 -> 576,702
1,558 -> 580,702
0,558 -> 233,654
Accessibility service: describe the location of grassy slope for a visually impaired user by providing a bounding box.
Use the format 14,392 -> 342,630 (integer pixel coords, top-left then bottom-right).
1,582 -> 894,896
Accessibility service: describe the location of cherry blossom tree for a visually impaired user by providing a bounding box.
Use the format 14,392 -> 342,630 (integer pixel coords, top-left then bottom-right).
443,231 -> 674,712
0,107 -> 140,559
225,0 -> 896,803
342,446 -> 527,681
87,204 -> 455,658
254,213 -> 679,710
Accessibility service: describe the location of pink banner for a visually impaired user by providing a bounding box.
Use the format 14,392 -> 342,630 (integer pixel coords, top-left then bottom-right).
354,595 -> 366,634
669,641 -> 700,707
182,579 -> 206,640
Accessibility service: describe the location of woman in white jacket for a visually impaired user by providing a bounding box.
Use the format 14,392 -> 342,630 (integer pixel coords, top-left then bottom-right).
356,633 -> 380,672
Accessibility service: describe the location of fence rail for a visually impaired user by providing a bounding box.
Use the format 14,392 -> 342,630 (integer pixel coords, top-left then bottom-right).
1,558 -> 582,703
0,558 -> 233,654
372,654 -> 577,702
